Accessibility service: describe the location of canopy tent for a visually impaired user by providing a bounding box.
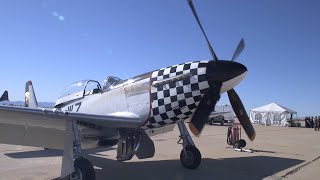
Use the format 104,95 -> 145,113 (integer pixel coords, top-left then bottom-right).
249,103 -> 297,126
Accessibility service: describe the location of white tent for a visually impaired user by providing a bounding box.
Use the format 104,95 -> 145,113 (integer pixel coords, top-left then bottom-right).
249,103 -> 297,126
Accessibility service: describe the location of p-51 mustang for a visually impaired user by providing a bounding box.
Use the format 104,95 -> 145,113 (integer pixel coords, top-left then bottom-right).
0,1 -> 255,179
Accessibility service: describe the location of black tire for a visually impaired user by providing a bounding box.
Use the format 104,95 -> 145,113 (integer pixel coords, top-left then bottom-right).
220,121 -> 224,126
180,146 -> 201,169
70,157 -> 95,180
209,119 -> 214,125
234,139 -> 246,148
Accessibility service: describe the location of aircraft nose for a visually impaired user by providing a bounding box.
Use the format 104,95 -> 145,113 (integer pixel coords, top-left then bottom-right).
206,60 -> 247,83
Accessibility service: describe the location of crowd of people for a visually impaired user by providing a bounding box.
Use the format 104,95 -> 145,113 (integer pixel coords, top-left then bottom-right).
305,116 -> 320,131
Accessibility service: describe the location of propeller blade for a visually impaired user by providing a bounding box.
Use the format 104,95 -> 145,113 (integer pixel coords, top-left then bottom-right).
187,0 -> 218,62
227,88 -> 256,141
189,82 -> 222,136
231,38 -> 245,62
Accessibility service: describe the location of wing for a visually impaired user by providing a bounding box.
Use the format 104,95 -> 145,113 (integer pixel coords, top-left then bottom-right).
0,105 -> 141,149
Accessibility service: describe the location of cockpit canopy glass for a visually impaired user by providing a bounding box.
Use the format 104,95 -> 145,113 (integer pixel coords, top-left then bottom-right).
59,80 -> 101,98
59,80 -> 87,98
103,76 -> 122,91
84,81 -> 102,95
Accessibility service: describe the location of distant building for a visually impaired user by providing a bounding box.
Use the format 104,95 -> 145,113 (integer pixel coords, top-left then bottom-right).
215,104 -> 235,121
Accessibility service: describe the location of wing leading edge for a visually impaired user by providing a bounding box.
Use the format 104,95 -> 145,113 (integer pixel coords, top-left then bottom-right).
0,105 -> 141,148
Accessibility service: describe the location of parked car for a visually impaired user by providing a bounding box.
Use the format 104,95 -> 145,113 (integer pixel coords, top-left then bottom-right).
208,115 -> 225,125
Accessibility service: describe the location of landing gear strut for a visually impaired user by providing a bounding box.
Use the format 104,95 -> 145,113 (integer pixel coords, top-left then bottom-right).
177,122 -> 201,169
68,121 -> 95,180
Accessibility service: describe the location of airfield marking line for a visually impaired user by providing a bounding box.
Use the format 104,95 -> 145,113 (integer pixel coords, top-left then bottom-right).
281,155 -> 320,178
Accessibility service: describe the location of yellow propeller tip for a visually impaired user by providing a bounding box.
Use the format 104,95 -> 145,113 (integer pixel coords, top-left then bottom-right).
249,132 -> 256,141
189,122 -> 201,137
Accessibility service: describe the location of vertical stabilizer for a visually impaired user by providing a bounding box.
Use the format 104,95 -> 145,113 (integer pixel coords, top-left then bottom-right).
25,81 -> 38,108
0,91 -> 9,102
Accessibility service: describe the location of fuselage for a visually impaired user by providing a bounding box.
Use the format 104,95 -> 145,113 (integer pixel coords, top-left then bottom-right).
56,60 -> 247,132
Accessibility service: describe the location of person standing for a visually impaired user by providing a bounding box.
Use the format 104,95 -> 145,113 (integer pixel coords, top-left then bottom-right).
314,116 -> 317,131
315,116 -> 320,131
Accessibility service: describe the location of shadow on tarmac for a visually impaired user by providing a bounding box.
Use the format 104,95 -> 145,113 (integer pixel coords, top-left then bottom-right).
5,149 -> 63,158
85,155 -> 303,180
4,147 -> 116,159
6,149 -> 304,180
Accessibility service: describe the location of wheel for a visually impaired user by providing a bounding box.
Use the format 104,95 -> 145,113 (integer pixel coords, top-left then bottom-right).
220,121 -> 224,126
180,146 -> 201,169
234,139 -> 246,148
209,119 -> 213,125
69,157 -> 95,180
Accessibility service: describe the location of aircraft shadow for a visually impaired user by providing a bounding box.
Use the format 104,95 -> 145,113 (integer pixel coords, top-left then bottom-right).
5,149 -> 63,158
7,149 -> 304,180
4,147 -> 116,159
57,155 -> 303,180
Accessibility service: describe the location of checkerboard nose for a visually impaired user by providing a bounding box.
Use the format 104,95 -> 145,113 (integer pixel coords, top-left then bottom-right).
206,60 -> 247,83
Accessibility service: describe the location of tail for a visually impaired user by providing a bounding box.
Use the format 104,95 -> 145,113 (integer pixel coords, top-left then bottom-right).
25,81 -> 38,108
0,91 -> 9,102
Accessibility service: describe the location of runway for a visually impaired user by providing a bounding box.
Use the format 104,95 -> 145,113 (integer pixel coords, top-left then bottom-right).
0,124 -> 319,180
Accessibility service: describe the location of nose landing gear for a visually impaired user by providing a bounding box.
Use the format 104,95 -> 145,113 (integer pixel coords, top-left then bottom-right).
177,122 -> 202,169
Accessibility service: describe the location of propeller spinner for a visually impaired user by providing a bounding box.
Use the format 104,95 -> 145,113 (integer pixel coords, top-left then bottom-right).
187,0 -> 255,141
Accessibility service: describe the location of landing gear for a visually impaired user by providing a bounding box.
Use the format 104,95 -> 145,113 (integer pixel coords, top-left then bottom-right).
177,122 -> 202,169
116,130 -> 141,161
66,121 -> 95,180
180,145 -> 201,169
70,158 -> 95,180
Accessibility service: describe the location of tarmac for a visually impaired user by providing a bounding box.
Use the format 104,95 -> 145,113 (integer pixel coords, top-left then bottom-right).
0,123 -> 319,180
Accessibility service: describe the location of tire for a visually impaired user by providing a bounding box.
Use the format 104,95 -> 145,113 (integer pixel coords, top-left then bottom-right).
209,119 -> 213,125
69,157 -> 95,180
220,121 -> 224,126
234,139 -> 246,148
180,146 -> 201,169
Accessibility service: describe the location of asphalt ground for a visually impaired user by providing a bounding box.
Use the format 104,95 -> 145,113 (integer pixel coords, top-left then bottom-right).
0,123 -> 319,180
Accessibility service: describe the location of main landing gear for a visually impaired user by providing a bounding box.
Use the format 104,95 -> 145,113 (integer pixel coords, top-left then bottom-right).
70,158 -> 95,180
177,122 -> 201,169
68,121 -> 95,180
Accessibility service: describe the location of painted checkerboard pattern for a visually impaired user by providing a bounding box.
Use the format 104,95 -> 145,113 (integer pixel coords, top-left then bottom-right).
142,61 -> 210,129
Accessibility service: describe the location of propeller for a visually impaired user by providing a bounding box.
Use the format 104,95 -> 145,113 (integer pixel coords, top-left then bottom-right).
231,38 -> 245,62
187,0 -> 255,141
227,89 -> 256,141
187,0 -> 218,62
189,82 -> 222,136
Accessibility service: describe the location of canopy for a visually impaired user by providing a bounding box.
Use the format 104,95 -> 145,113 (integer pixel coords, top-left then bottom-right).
249,103 -> 297,126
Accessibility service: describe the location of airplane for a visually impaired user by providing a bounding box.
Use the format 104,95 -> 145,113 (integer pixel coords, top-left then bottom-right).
0,1 -> 255,180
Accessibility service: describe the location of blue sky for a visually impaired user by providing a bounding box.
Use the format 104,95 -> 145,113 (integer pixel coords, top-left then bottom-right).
0,0 -> 319,116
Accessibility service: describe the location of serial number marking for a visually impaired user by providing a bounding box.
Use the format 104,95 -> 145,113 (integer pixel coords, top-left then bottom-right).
67,102 -> 82,112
